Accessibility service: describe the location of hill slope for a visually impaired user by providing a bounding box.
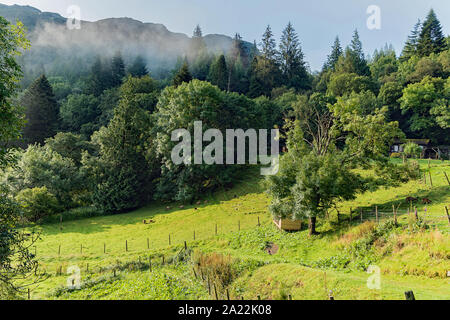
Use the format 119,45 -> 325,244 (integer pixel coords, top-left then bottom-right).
27,161 -> 450,300
0,4 -> 253,80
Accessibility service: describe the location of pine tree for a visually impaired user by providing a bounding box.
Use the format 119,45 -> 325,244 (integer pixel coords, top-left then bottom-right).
417,9 -> 447,57
190,25 -> 210,80
22,75 -> 59,145
278,22 -> 309,90
173,61 -> 192,87
401,20 -> 421,62
261,25 -> 278,61
227,33 -> 249,91
209,54 -> 228,91
86,57 -> 109,96
324,36 -> 343,71
128,56 -> 149,77
349,29 -> 370,76
110,52 -> 126,87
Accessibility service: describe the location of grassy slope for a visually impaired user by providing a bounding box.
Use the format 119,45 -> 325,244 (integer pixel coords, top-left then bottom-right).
30,160 -> 449,300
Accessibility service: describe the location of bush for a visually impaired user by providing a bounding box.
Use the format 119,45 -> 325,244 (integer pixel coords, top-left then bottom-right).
403,142 -> 422,159
390,152 -> 401,158
16,187 -> 61,222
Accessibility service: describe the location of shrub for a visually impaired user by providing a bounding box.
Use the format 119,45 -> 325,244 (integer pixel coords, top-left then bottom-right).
390,152 -> 401,158
403,142 -> 422,159
16,187 -> 61,222
193,252 -> 236,289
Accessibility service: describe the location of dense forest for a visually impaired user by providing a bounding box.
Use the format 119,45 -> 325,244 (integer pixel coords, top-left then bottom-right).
0,3 -> 449,299
2,8 -> 448,223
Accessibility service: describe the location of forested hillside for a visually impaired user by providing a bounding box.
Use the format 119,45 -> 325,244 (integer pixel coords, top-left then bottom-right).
0,4 -> 448,300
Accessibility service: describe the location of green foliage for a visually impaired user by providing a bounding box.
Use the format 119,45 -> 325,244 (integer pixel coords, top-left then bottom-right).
208,55 -> 228,90
417,9 -> 447,57
128,56 -> 148,77
0,190 -> 41,298
0,17 -> 29,167
60,93 -> 100,136
21,74 -> 59,145
403,142 -> 422,158
45,132 -> 96,166
400,76 -> 450,143
154,80 -> 262,202
83,77 -> 157,213
323,36 -> 343,71
16,186 -> 60,222
173,61 -> 193,87
2,145 -> 85,209
278,22 -> 309,91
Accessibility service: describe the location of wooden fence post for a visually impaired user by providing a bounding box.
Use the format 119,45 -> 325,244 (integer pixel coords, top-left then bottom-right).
184,241 -> 187,251
258,216 -> 260,227
376,206 -> 379,224
238,221 -> 241,231
405,291 -> 415,300
58,245 -> 61,256
429,171 -> 433,187
446,206 -> 450,225
444,172 -> 450,186
214,283 -> 219,300
393,205 -> 397,226
349,208 -> 352,223
28,289 -> 30,300
193,230 -> 196,241
80,244 -> 83,254
227,289 -> 230,300
149,257 -> 152,272
215,224 -> 218,236
169,234 -> 171,246
104,243 -> 106,254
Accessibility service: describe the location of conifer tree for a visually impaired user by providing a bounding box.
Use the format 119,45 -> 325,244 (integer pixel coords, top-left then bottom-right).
110,52 -> 126,87
261,25 -> 278,61
86,57 -> 109,96
278,22 -> 309,90
173,61 -> 193,87
401,20 -> 421,62
417,9 -> 447,57
128,56 -> 149,77
349,29 -> 370,76
22,75 -> 59,145
190,25 -> 210,80
208,54 -> 228,91
324,36 -> 343,71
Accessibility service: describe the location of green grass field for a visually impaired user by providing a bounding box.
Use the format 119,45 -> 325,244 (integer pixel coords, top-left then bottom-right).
28,160 -> 449,300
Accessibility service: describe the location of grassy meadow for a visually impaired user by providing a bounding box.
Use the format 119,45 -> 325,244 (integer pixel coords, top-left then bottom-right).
28,160 -> 449,300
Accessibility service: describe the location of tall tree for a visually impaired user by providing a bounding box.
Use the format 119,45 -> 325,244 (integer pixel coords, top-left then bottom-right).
324,36 -> 343,71
86,57 -> 109,96
110,52 -> 126,87
21,75 -> 59,145
190,25 -> 210,80
278,22 -> 309,90
417,9 -> 447,57
227,33 -> 248,91
128,56 -> 149,77
261,25 -> 278,61
349,29 -> 370,76
83,77 -> 157,213
401,20 -> 421,62
209,54 -> 228,91
0,17 -> 44,299
173,61 -> 193,87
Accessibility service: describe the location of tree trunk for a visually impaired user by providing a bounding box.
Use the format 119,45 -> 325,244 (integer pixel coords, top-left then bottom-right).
309,217 -> 319,236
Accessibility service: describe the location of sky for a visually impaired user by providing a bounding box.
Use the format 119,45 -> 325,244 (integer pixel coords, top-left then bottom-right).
1,0 -> 449,71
